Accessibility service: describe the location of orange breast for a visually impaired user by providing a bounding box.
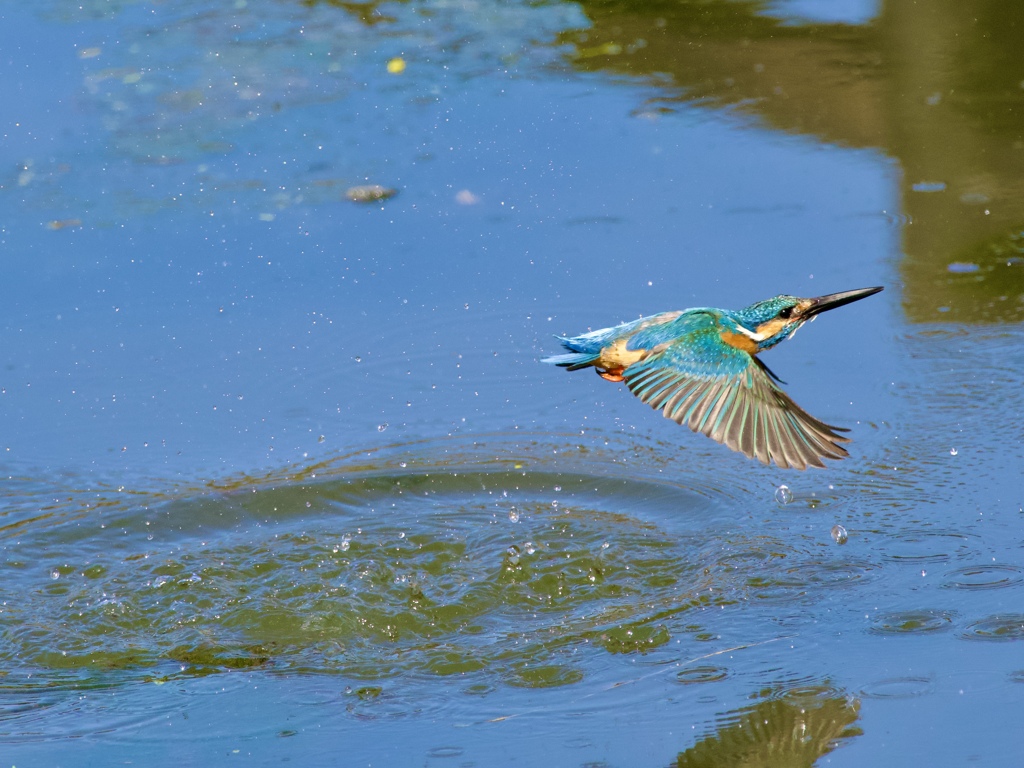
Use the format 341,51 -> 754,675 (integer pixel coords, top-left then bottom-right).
719,329 -> 758,354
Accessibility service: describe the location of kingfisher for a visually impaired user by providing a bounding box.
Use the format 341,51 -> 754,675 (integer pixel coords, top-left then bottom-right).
543,286 -> 883,469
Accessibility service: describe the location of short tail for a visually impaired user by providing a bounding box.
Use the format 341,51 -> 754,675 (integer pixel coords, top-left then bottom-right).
541,335 -> 600,371
541,351 -> 600,370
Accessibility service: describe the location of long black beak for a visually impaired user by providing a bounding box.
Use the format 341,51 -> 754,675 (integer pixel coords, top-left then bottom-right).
804,286 -> 884,318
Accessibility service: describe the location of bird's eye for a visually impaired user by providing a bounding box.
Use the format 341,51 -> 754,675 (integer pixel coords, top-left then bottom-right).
778,306 -> 794,320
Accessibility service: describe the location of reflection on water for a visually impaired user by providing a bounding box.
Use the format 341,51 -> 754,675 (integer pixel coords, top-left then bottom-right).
675,684 -> 861,767
562,0 -> 1024,322
0,436 -> 787,700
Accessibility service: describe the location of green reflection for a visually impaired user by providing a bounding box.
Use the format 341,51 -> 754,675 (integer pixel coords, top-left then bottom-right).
562,0 -> 1024,322
0,439 -> 859,694
674,685 -> 862,767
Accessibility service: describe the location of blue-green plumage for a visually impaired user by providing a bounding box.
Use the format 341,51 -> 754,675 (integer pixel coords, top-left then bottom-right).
543,286 -> 883,469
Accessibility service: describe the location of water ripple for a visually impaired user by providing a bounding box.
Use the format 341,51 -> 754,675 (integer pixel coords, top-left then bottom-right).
942,564 -> 1024,591
869,609 -> 955,635
960,615 -> 1024,641
860,676 -> 934,700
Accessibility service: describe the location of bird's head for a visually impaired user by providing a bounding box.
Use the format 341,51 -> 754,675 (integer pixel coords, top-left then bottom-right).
734,286 -> 883,351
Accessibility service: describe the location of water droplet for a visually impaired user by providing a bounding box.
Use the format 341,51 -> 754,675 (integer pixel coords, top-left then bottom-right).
50,569 -> 60,580
554,485 -> 562,492
318,435 -> 325,443
831,524 -> 849,545
305,501 -> 312,508
354,356 -> 362,363
377,423 -> 388,432
601,542 -> 610,550
508,507 -> 520,523
524,541 -> 536,554
340,535 -> 351,552
506,545 -> 520,566
775,484 -> 793,504
399,461 -> 407,468
950,447 -> 958,456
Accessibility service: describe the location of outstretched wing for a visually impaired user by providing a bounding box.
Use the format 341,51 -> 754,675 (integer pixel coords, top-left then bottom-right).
622,320 -> 850,469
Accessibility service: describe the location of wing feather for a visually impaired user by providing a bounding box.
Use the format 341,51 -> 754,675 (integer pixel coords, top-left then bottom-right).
622,322 -> 851,470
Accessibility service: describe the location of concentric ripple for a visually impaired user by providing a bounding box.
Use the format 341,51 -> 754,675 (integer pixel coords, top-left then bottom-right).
942,564 -> 1024,591
869,609 -> 955,635
960,615 -> 1024,642
881,529 -> 980,564
860,676 -> 934,699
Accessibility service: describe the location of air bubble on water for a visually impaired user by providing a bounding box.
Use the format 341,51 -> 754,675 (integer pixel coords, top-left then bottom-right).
554,485 -> 562,492
305,501 -> 312,508
831,524 -> 848,545
950,447 -> 958,456
50,569 -> 60,580
775,485 -> 793,504
318,435 -> 325,443
524,542 -> 536,554
377,423 -> 388,432
921,569 -> 927,577
601,542 -> 610,550
354,356 -> 362,363
340,535 -> 351,552
399,461 -> 407,468
551,500 -> 558,508
508,507 -> 520,523
398,531 -> 405,538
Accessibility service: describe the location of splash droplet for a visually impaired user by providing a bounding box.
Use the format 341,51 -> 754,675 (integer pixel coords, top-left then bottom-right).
50,569 -> 60,580
950,447 -> 958,456
340,535 -> 351,552
506,545 -> 521,566
775,484 -> 793,504
831,524 -> 849,545
377,423 -> 388,432
508,507 -> 520,523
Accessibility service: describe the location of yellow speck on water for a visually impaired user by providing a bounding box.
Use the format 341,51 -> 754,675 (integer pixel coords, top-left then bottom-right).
387,57 -> 406,74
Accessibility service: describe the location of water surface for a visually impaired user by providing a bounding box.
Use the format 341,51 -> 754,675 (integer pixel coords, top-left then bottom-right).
2,0 -> 1023,765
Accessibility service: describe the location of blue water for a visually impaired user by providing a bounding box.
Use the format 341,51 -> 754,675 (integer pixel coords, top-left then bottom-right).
2,1 -> 1023,765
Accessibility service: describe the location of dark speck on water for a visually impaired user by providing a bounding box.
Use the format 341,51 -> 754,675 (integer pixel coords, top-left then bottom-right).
2,0 -> 1024,765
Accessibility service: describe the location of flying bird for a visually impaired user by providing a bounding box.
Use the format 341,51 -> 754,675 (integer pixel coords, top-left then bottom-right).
543,286 -> 883,469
